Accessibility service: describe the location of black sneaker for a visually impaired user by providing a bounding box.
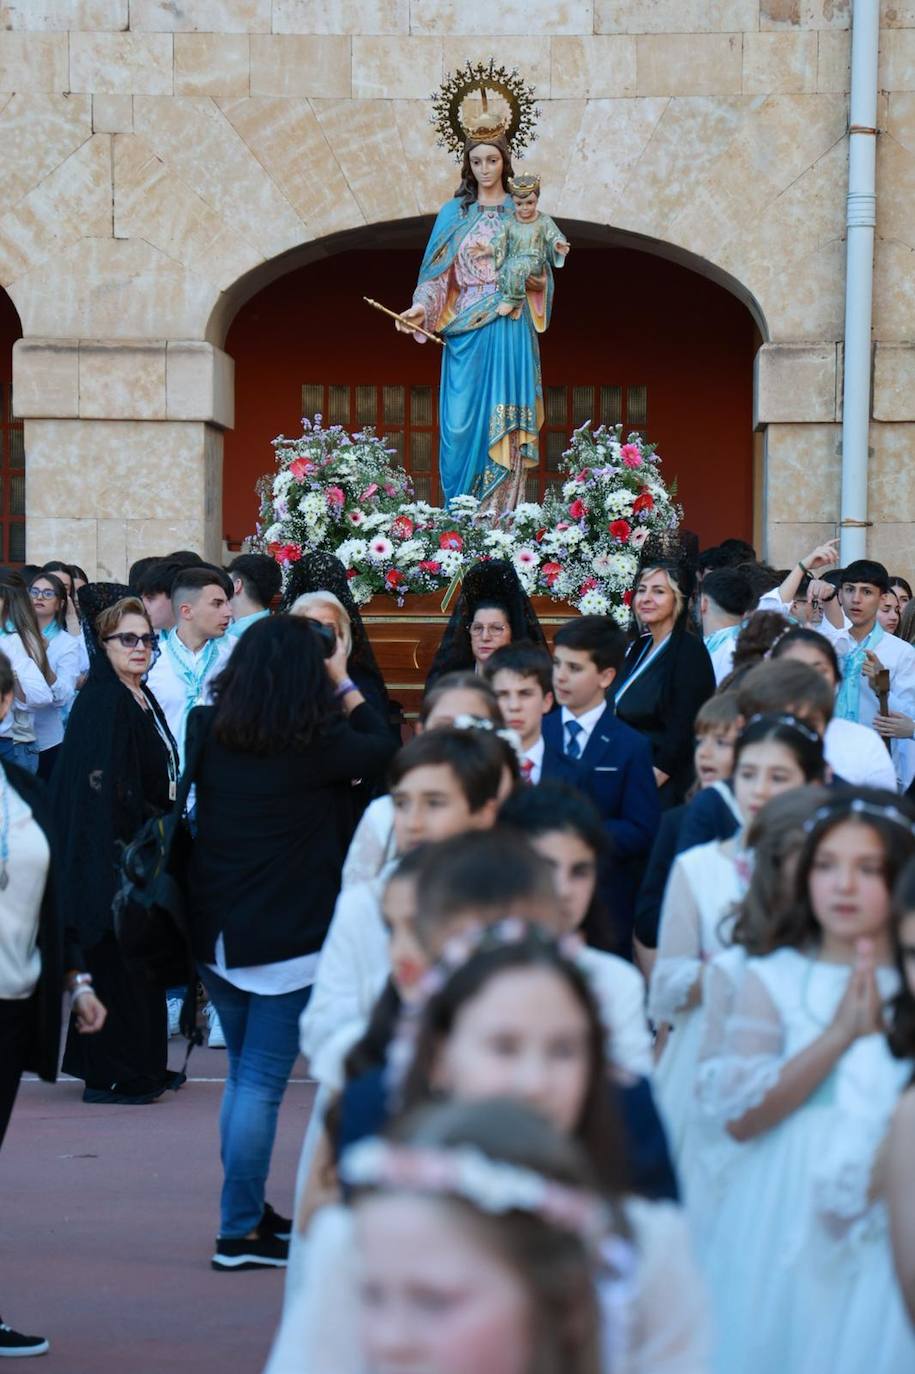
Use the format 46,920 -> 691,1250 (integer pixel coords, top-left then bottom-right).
211,1233 -> 289,1272
82,1087 -> 157,1105
0,1316 -> 50,1357
259,1202 -> 292,1241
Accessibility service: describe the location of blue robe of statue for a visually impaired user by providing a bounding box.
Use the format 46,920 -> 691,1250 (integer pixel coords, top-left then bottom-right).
411,194 -> 556,504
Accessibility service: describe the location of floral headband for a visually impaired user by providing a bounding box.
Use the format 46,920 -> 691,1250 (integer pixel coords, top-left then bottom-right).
340,1139 -> 609,1246
803,797 -> 915,838
386,917 -> 583,1108
451,713 -> 524,764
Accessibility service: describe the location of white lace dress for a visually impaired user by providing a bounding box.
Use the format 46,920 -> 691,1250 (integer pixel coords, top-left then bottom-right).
695,948 -> 912,1374
648,838 -> 743,1168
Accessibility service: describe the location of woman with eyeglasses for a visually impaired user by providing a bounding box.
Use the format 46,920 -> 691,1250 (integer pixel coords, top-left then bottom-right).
425,560 -> 547,690
0,573 -> 57,776
26,573 -> 81,780
52,592 -> 181,1105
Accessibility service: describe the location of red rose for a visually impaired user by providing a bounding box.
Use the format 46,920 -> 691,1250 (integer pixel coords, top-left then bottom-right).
419,560 -> 442,574
385,569 -> 406,588
632,491 -> 654,514
542,561 -> 563,587
623,589 -> 633,606
439,531 -> 464,552
569,498 -> 588,520
289,458 -> 315,481
392,515 -> 415,540
346,568 -> 357,580
609,519 -> 632,542
535,528 -> 547,543
269,542 -> 302,565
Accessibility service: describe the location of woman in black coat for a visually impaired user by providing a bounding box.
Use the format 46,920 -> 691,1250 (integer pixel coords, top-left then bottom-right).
53,587 -> 180,1105
0,648 -> 105,1359
186,614 -> 398,1272
612,557 -> 715,809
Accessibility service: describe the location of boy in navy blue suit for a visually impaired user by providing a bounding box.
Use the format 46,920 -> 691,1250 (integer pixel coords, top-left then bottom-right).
543,617 -> 660,955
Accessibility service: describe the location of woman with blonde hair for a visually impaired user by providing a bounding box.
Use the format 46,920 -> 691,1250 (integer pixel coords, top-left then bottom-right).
612,537 -> 715,807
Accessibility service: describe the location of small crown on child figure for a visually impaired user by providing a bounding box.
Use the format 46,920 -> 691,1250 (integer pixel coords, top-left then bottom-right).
507,173 -> 541,197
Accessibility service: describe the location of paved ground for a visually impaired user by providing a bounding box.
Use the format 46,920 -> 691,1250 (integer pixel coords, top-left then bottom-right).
2,1044 -> 315,1374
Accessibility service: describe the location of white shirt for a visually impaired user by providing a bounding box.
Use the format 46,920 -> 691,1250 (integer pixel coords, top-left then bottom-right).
341,794 -> 396,889
298,870 -> 391,1077
560,701 -> 605,756
0,779 -> 50,1001
33,631 -> 81,751
578,945 -> 653,1077
824,717 -> 899,791
524,735 -> 545,784
822,623 -> 915,728
208,933 -> 319,997
703,625 -> 740,685
0,631 -> 54,739
146,631 -> 234,766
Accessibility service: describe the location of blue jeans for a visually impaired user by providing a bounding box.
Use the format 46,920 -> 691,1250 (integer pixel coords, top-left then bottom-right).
197,964 -> 311,1238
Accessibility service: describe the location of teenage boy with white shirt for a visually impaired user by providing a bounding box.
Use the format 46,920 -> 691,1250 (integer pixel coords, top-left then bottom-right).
146,566 -> 234,770
483,641 -> 555,783
699,567 -> 755,684
226,553 -> 281,639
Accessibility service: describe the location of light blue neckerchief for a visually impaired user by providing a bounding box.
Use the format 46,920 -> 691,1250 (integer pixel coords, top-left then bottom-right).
226,608 -> 269,639
835,622 -> 885,721
162,628 -> 220,760
704,625 -> 740,657
42,621 -> 62,642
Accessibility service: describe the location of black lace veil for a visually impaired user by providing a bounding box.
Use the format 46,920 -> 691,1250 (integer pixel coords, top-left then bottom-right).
426,559 -> 547,688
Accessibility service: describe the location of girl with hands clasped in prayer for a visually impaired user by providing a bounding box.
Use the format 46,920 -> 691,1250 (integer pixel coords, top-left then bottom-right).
695,790 -> 915,1374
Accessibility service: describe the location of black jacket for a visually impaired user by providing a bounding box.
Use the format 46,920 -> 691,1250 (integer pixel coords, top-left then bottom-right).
187,701 -> 399,968
5,762 -> 83,1081
612,630 -> 716,807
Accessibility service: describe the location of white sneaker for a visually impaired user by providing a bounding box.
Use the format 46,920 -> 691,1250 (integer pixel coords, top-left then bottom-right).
166,997 -> 183,1038
205,1003 -> 226,1049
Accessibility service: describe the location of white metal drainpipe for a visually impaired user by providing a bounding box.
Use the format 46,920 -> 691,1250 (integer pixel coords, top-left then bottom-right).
839,0 -> 881,564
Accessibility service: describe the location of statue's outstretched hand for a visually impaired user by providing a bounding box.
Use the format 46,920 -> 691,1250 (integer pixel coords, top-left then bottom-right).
395,304 -> 426,340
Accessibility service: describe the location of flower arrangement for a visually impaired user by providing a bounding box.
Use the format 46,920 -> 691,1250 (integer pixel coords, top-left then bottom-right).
254,417 -> 681,622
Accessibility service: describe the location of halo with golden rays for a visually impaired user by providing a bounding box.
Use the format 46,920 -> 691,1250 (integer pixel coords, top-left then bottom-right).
430,59 -> 540,161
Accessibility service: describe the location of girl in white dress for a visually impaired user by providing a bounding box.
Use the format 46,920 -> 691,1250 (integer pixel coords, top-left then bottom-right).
649,716 -> 826,1162
696,790 -> 915,1374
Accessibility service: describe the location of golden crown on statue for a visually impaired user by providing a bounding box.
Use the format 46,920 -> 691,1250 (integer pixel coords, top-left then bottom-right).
507,173 -> 541,197
430,59 -> 540,161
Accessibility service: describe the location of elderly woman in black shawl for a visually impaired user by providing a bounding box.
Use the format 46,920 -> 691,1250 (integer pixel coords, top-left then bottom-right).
425,559 -> 547,690
53,586 -> 181,1104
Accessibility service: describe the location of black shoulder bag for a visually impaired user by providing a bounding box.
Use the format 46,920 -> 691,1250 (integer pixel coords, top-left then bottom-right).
112,710 -> 213,1043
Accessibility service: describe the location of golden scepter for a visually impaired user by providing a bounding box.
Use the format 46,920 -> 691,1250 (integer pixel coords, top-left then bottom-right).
363,296 -> 446,347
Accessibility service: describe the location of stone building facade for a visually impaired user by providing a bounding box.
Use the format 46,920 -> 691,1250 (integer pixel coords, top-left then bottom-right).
1,1 -> 913,577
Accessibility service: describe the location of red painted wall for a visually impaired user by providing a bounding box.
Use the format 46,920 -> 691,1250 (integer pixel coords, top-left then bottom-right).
223,245 -> 756,549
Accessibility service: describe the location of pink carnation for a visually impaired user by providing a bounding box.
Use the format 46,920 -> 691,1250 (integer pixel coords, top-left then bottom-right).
568,498 -> 588,520
419,560 -> 442,574
325,485 -> 346,509
289,458 -> 315,481
360,483 -> 380,502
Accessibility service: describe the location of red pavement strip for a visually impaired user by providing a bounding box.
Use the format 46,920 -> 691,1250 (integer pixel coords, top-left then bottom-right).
2,1046 -> 315,1374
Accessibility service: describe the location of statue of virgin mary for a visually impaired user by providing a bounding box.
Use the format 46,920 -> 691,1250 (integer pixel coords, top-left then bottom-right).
395,67 -> 558,514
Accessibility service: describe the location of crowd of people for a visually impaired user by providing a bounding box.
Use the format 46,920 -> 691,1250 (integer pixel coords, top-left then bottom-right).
1,532 -> 914,1373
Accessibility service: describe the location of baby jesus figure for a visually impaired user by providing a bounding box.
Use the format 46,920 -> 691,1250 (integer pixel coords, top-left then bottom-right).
477,173 -> 571,319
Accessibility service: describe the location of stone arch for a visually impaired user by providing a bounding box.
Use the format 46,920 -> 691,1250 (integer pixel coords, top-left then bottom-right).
218,219 -> 763,551
0,289 -> 25,564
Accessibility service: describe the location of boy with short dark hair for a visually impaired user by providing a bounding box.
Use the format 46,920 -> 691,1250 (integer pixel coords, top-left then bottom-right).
700,568 -> 755,684
227,553 -> 282,637
484,640 -> 554,782
545,616 -> 660,954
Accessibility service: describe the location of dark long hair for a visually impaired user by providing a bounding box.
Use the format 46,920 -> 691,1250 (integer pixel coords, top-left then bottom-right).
209,614 -> 335,753
888,857 -> 915,1064
28,570 -> 69,632
399,927 -> 630,1206
455,134 -> 515,210
0,571 -> 52,680
734,788 -> 915,956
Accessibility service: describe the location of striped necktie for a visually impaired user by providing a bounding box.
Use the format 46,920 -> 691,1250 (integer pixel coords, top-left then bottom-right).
565,720 -> 584,760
